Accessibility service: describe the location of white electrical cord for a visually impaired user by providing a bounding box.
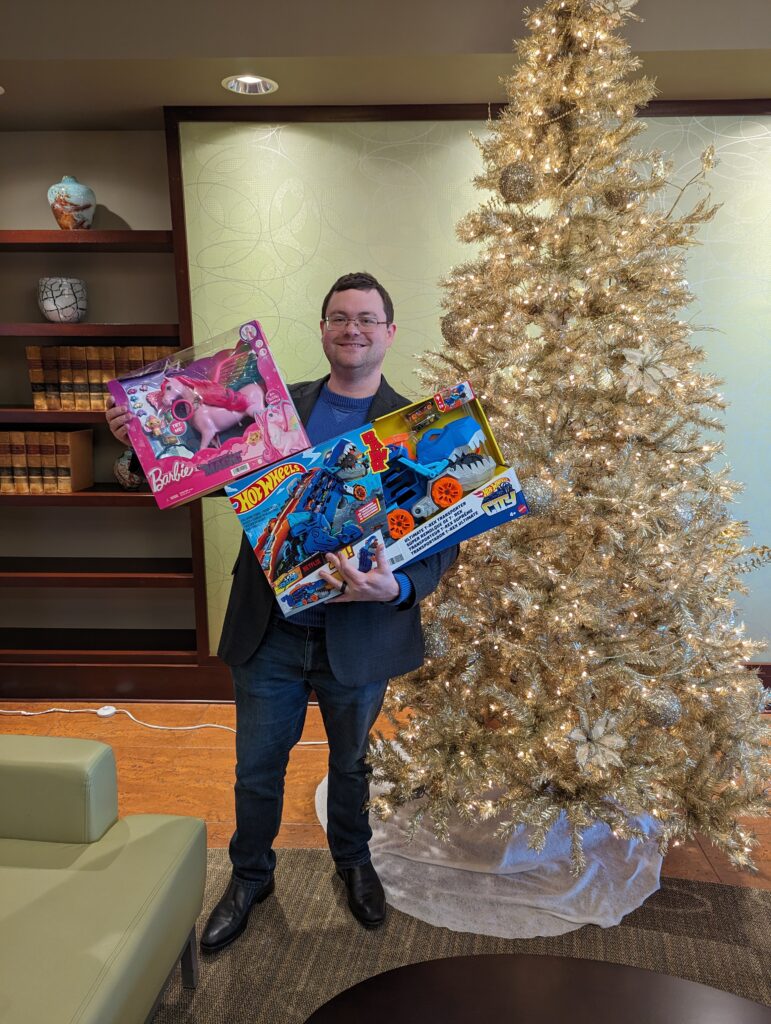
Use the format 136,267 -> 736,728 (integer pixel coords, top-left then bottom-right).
0,706 -> 329,745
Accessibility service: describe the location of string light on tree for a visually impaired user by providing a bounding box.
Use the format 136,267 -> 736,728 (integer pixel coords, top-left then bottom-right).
369,0 -> 769,872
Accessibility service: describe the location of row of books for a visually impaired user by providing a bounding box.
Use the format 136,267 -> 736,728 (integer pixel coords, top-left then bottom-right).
26,346 -> 178,412
0,430 -> 93,494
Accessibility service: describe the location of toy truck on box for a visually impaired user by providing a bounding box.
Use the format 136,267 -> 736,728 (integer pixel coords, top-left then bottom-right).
381,416 -> 497,538
226,381 -> 529,616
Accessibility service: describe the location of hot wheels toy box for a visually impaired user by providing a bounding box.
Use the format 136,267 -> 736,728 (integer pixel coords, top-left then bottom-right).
226,381 -> 528,616
107,320 -> 309,509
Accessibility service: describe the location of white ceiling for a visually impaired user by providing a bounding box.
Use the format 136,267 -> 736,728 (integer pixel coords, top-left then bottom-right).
1,0 -> 769,130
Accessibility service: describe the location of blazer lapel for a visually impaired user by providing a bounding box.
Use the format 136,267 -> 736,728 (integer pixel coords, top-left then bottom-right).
367,376 -> 408,419
290,377 -> 327,426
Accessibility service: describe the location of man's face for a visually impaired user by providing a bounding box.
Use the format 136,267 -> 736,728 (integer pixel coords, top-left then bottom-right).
320,288 -> 396,377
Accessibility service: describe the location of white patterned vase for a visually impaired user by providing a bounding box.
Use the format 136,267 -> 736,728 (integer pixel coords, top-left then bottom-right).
47,175 -> 96,230
38,277 -> 88,323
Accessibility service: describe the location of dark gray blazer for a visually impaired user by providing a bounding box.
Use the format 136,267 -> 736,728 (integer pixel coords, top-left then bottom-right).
217,375 -> 458,684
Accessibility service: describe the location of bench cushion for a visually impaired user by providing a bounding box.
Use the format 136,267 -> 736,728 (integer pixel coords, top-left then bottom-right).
0,814 -> 206,1024
0,735 -> 118,844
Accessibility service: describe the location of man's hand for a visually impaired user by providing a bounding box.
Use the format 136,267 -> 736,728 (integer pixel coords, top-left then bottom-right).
320,541 -> 400,603
106,395 -> 132,445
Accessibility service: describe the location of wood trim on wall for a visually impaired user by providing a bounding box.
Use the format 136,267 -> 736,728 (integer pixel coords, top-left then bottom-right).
164,108 -> 194,351
165,99 -> 771,128
188,500 -> 212,664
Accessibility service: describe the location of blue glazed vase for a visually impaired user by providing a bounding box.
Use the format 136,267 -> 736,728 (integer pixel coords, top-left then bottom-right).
47,175 -> 96,230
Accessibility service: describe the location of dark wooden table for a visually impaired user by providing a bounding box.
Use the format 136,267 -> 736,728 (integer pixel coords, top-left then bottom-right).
304,954 -> 771,1023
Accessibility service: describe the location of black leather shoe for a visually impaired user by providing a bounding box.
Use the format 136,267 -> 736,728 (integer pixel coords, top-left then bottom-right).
336,861 -> 386,929
200,874 -> 274,953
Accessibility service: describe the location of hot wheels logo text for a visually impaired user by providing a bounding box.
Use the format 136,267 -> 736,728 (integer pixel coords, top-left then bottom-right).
231,462 -> 305,513
147,460 -> 196,493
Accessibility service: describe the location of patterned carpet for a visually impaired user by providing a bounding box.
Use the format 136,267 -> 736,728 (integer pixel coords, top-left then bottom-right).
154,847 -> 771,1023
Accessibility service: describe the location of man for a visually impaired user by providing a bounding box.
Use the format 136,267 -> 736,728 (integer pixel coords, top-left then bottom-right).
107,272 -> 457,950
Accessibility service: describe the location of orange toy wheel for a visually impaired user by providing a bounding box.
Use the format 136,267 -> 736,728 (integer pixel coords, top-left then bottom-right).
431,476 -> 464,508
353,484 -> 367,501
387,508 -> 415,539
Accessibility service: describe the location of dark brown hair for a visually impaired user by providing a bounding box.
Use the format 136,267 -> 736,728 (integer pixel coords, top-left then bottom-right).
321,272 -> 394,324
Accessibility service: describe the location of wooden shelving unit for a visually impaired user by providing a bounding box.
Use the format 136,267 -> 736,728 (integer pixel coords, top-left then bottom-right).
0,557 -> 194,588
1,407 -> 123,424
0,629 -> 198,664
0,484 -> 155,506
0,323 -> 179,338
0,230 -> 173,253
0,224 -> 226,698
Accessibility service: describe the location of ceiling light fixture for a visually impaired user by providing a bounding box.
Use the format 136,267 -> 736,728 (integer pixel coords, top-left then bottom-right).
221,75 -> 278,96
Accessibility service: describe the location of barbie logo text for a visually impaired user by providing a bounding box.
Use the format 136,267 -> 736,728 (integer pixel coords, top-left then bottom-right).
147,460 -> 196,493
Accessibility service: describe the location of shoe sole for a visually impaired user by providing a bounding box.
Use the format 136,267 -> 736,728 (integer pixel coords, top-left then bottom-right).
336,870 -> 386,930
200,879 -> 275,954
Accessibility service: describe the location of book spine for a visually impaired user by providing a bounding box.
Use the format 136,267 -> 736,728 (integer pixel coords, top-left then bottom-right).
24,430 -> 44,494
114,346 -> 130,380
71,346 -> 90,411
86,346 -> 103,410
10,430 -> 29,494
0,431 -> 14,495
54,432 -> 72,493
41,345 -> 61,411
67,429 -> 94,492
26,345 -> 46,411
59,346 -> 75,411
39,431 -> 58,494
127,346 -> 145,375
142,345 -> 160,366
102,347 -> 116,408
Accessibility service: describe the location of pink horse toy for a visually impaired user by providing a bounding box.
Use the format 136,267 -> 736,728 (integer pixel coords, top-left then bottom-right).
266,400 -> 308,456
154,374 -> 266,450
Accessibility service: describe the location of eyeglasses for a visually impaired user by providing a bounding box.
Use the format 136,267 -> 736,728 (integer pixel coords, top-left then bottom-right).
323,315 -> 389,333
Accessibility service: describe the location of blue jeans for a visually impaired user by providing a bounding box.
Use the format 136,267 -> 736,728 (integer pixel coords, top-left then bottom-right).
229,613 -> 388,888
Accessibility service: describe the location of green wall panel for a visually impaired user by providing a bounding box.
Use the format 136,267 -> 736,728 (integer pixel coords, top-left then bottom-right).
179,117 -> 770,658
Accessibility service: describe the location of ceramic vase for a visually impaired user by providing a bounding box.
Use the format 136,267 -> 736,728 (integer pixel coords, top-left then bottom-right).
47,175 -> 96,230
38,277 -> 88,323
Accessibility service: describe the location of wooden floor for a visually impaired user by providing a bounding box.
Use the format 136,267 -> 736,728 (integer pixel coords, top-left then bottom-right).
1,700 -> 769,890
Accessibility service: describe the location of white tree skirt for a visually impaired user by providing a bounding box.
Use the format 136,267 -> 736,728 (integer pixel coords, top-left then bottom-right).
315,776 -> 662,938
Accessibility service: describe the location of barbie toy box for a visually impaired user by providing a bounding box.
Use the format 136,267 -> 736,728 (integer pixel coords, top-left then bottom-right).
225,381 -> 529,616
107,320 -> 308,509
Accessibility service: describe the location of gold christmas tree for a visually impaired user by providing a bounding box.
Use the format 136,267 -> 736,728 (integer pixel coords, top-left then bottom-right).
371,0 -> 769,870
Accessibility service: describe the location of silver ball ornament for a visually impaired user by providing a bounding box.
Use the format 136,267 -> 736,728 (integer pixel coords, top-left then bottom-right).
440,313 -> 463,346
641,689 -> 682,728
499,163 -> 537,204
521,477 -> 555,514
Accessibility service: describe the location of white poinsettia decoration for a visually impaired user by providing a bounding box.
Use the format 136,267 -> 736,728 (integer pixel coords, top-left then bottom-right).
594,0 -> 637,11
701,144 -> 718,172
620,340 -> 677,396
569,710 -> 627,769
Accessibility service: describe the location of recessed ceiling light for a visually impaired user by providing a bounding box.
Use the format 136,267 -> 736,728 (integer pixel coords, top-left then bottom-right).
221,75 -> 278,96
0,86 -> 5,96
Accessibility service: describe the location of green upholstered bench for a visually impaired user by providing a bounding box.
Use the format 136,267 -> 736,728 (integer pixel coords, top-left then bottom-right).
0,734 -> 207,1024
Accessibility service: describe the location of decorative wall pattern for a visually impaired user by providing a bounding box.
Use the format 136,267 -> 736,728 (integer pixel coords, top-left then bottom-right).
180,116 -> 770,655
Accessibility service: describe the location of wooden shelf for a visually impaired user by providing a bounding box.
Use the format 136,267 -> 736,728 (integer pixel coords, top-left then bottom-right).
0,557 -> 194,588
0,323 -> 180,338
0,484 -> 157,507
0,628 -> 198,665
0,230 -> 173,253
0,407 -> 108,424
